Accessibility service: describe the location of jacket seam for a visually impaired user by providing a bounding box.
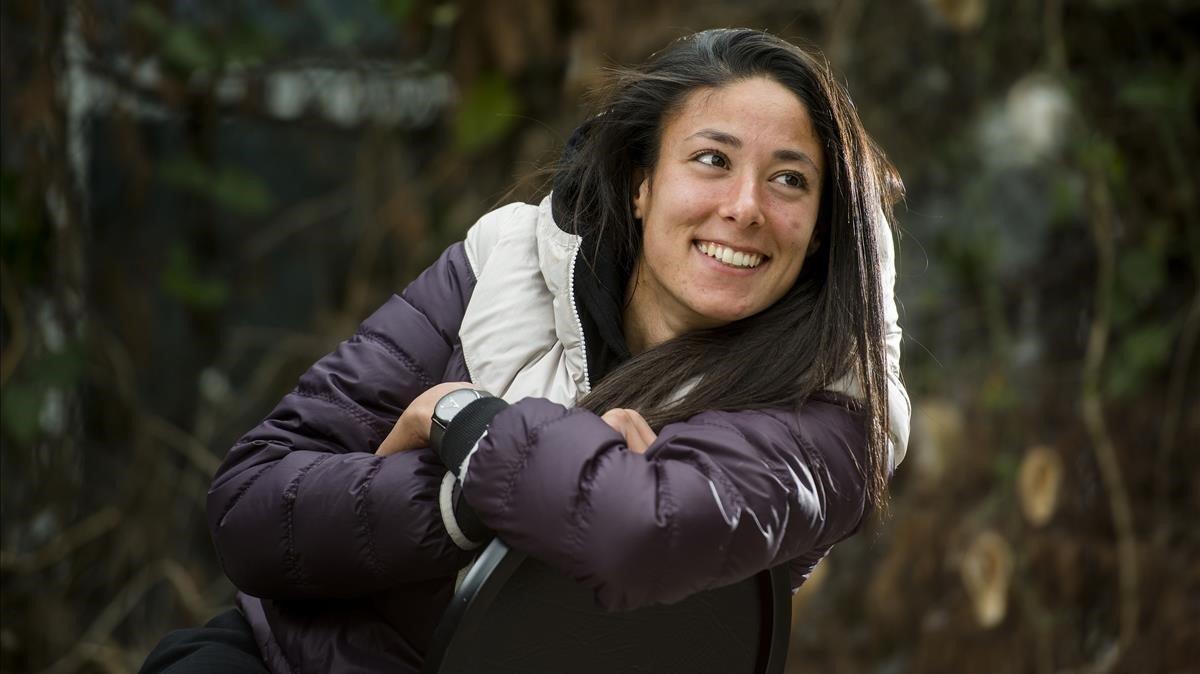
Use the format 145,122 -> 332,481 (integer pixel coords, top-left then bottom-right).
563,443 -> 614,581
679,417 -> 770,586
681,418 -> 753,514
353,327 -> 436,389
399,287 -> 458,352
354,457 -> 386,580
216,456 -> 275,527
282,454 -> 332,590
787,428 -> 833,553
497,409 -> 584,516
653,461 -> 677,597
293,386 -> 388,442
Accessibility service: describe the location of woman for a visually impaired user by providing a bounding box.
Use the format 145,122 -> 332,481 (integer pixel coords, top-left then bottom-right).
144,28 -> 909,673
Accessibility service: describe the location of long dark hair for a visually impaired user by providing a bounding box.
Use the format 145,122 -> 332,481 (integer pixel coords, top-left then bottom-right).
558,29 -> 901,513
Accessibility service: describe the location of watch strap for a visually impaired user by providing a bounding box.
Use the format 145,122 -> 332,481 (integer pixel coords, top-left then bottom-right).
437,396 -> 510,477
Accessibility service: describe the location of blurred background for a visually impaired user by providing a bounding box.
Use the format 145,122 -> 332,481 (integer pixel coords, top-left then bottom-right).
1,1 -> 1196,672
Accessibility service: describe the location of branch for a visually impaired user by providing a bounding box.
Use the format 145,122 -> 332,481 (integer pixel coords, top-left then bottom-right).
142,414 -> 222,478
38,560 -> 214,674
1080,162 -> 1139,670
0,507 -> 121,574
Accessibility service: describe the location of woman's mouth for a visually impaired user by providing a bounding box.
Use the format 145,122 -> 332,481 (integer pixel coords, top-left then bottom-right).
694,240 -> 766,269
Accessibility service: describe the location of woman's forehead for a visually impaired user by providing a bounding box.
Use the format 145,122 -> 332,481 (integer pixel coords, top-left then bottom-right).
663,79 -> 822,164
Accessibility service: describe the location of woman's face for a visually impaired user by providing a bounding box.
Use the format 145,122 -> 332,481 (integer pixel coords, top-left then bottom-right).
631,76 -> 825,337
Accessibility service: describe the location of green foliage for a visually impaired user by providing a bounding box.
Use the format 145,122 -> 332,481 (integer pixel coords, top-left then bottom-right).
430,3 -> 460,27
374,0 -> 417,21
160,155 -> 273,216
308,0 -> 363,50
1112,243 -> 1167,325
161,244 -> 229,310
1118,68 -> 1192,117
990,450 -> 1021,485
1076,135 -> 1126,184
223,25 -> 283,67
980,368 -> 1019,411
454,73 -> 521,153
1105,323 -> 1174,399
1105,220 -> 1175,400
131,3 -> 216,73
0,382 -> 41,446
1050,173 -> 1084,223
129,2 -> 169,34
0,346 -> 84,447
132,2 -> 283,71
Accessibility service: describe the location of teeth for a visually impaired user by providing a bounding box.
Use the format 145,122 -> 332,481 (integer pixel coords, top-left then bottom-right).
697,241 -> 763,268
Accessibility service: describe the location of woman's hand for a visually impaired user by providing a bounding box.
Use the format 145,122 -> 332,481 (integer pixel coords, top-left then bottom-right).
376,382 -> 478,457
601,408 -> 657,454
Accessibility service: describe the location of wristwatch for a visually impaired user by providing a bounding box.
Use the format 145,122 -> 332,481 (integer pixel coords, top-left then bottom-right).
429,387 -> 492,453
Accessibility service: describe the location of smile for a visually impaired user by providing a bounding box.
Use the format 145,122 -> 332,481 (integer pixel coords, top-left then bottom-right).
695,241 -> 766,269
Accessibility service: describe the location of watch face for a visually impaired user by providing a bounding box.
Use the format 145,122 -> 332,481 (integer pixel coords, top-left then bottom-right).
435,388 -> 482,424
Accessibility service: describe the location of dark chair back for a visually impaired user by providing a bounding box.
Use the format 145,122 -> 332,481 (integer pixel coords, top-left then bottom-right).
423,539 -> 790,674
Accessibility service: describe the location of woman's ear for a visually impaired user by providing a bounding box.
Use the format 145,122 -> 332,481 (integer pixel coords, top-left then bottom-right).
806,235 -> 821,257
632,169 -> 648,220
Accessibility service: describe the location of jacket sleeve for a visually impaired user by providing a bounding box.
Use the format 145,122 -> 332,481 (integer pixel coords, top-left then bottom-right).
206,242 -> 477,600
456,397 -> 869,611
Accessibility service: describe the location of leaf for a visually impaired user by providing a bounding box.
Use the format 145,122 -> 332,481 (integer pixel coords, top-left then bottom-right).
1118,72 -> 1190,115
374,0 -> 417,21
163,26 -> 215,72
430,3 -> 460,27
1111,246 -> 1166,326
210,167 -> 273,216
0,383 -> 41,446
1104,323 -> 1173,399
224,26 -> 283,66
454,73 -> 521,153
162,244 -> 229,310
35,347 -> 85,388
160,156 -> 273,216
326,19 -> 360,50
130,2 -> 169,35
160,156 -> 211,193
1077,137 -> 1125,184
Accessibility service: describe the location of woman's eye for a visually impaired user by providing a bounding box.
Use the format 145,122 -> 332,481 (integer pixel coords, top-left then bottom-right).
772,172 -> 808,189
695,152 -> 729,169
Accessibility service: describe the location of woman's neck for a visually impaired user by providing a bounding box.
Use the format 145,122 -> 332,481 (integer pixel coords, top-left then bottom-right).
622,297 -> 673,356
622,261 -> 705,355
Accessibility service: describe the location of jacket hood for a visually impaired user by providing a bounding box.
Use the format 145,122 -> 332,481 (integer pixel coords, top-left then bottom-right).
551,119 -> 632,383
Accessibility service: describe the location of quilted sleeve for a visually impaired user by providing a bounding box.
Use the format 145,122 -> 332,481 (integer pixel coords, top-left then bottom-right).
457,397 -> 869,611
206,242 -> 477,599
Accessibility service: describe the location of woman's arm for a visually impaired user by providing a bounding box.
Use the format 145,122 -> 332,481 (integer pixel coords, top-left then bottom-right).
443,397 -> 869,611
206,243 -> 477,600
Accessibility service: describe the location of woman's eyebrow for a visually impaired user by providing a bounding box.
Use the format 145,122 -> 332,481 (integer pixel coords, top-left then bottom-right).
773,148 -> 819,172
687,128 -> 743,148
686,128 -> 818,171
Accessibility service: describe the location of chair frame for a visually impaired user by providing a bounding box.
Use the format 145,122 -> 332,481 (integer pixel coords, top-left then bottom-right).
423,539 -> 791,674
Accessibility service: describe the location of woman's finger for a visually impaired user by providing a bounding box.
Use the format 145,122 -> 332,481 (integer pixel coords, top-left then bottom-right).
624,409 -> 657,454
601,408 -> 657,454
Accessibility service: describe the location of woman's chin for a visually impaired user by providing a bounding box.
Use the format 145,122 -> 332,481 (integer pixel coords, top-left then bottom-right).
686,298 -> 758,327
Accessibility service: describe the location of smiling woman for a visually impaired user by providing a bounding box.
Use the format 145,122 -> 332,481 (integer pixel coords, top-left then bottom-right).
143,28 -> 911,674
627,77 -> 825,346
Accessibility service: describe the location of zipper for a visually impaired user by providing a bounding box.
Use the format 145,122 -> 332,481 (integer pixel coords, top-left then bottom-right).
567,238 -> 591,394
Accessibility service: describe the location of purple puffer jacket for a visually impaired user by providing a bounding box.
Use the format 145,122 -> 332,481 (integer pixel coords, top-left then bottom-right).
208,239 -> 871,673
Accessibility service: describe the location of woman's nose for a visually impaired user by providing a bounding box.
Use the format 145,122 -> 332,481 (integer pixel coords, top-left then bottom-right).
718,173 -> 764,228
